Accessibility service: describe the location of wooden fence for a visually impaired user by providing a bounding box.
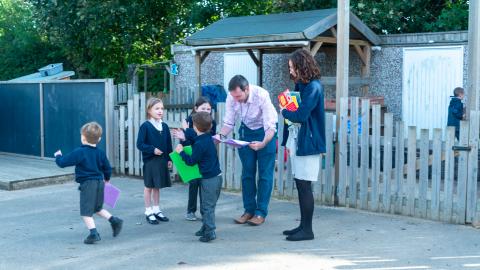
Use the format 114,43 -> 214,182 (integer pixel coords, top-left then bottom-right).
113,83 -> 195,106
111,93 -> 480,225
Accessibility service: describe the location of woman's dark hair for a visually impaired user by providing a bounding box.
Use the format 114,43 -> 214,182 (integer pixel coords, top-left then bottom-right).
289,49 -> 321,83
191,96 -> 213,115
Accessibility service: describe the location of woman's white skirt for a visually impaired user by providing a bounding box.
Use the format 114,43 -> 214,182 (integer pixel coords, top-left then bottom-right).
286,125 -> 321,182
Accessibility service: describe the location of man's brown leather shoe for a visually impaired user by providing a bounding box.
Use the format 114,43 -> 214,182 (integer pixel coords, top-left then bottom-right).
234,213 -> 253,224
247,215 -> 265,226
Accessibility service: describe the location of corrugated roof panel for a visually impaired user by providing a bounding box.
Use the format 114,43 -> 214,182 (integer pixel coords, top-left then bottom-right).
187,9 -> 337,42
185,8 -> 380,46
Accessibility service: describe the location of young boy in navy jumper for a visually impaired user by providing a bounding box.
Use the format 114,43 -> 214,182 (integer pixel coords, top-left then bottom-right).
175,112 -> 222,242
447,87 -> 465,140
55,122 -> 123,244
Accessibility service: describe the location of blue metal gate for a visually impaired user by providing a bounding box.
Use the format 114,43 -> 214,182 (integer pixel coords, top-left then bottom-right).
0,80 -> 114,158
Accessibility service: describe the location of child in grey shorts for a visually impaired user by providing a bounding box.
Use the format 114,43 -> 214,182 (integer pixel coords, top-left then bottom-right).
55,122 -> 123,244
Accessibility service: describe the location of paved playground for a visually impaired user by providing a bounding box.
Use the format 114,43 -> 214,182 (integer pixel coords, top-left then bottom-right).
2,177 -> 480,270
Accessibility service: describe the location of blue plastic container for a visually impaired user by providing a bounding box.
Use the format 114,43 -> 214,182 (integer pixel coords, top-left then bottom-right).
38,63 -> 63,77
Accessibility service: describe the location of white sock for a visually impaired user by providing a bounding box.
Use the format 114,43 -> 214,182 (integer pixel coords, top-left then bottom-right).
145,207 -> 152,216
152,205 -> 160,214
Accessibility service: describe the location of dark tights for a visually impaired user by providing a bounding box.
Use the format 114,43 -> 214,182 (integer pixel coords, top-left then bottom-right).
295,178 -> 314,233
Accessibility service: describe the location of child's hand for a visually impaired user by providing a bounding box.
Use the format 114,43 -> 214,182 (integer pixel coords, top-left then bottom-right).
182,119 -> 188,129
154,148 -> 163,155
175,144 -> 184,153
172,129 -> 186,141
168,161 -> 173,169
54,150 -> 62,157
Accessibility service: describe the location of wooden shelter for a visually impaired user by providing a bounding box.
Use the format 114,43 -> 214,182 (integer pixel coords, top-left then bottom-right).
184,8 -> 380,96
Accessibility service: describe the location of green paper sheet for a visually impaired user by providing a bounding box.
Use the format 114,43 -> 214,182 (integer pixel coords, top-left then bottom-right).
169,146 -> 202,183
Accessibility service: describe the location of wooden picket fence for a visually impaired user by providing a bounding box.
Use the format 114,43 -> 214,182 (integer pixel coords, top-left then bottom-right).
113,83 -> 195,106
111,92 -> 480,225
111,89 -> 192,178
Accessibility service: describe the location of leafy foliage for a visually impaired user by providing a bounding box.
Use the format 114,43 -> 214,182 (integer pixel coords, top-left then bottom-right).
0,0 -> 470,82
0,0 -> 64,80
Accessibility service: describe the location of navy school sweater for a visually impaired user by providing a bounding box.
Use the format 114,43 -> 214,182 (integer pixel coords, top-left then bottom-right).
447,96 -> 464,131
55,145 -> 111,183
180,133 -> 221,179
136,121 -> 173,163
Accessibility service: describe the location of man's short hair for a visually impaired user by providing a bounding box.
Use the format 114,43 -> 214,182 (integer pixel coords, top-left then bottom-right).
81,122 -> 102,144
454,87 -> 465,97
192,112 -> 213,133
228,75 -> 249,91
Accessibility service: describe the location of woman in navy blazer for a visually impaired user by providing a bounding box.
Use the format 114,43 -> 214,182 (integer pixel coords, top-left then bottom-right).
281,49 -> 326,241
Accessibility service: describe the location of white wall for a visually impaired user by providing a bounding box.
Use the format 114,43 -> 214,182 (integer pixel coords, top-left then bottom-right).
223,52 -> 258,87
402,46 -> 464,137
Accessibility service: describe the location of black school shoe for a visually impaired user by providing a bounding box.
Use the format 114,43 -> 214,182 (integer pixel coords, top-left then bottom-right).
154,211 -> 169,222
110,217 -> 123,237
199,232 -> 216,243
285,230 -> 314,241
84,233 -> 101,244
146,214 -> 159,225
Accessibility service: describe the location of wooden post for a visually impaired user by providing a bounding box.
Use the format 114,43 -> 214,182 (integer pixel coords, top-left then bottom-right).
258,49 -> 263,87
195,51 -> 202,99
467,0 -> 480,115
144,67 -> 148,93
334,0 -> 350,205
361,45 -> 371,96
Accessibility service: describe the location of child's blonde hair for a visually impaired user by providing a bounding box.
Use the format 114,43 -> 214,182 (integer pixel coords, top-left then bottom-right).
81,122 -> 102,144
146,97 -> 164,119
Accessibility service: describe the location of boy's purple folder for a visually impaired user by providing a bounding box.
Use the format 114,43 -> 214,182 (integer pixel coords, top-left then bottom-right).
104,183 -> 120,208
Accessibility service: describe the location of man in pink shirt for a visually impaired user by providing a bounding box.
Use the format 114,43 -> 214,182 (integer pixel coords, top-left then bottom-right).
214,75 -> 278,226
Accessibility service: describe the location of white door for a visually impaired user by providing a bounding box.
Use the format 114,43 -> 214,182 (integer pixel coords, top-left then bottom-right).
224,52 -> 258,88
402,46 -> 464,137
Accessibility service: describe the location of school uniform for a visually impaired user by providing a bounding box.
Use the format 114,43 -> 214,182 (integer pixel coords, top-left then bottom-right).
180,133 -> 222,235
55,145 -> 112,217
136,119 -> 172,189
447,96 -> 464,139
181,115 -> 217,215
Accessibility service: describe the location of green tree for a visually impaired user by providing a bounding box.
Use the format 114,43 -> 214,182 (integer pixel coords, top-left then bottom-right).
5,0 -> 468,82
272,0 -> 469,34
29,0 -> 194,81
0,0 -> 64,80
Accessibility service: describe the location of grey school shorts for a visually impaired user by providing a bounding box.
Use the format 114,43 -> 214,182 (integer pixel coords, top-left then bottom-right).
79,180 -> 104,217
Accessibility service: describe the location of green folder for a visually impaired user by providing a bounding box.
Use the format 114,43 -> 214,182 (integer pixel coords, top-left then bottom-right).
169,146 -> 202,183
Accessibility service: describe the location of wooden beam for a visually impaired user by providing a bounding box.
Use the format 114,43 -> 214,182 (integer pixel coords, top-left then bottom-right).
467,0 -> 480,116
314,37 -> 370,46
361,45 -> 371,96
258,49 -> 263,87
310,41 -> 323,56
354,45 -> 367,65
330,27 -> 337,38
334,0 -> 350,206
200,51 -> 210,64
246,49 -> 260,66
